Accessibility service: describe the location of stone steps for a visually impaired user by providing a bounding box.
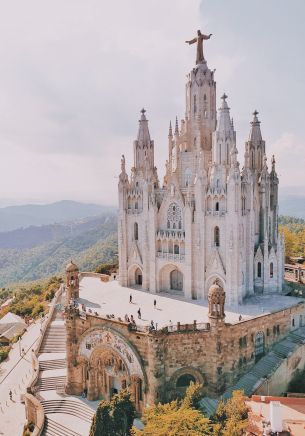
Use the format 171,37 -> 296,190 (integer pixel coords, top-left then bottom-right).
38,376 -> 66,391
40,326 -> 66,353
42,417 -> 81,436
41,399 -> 95,423
39,359 -> 66,371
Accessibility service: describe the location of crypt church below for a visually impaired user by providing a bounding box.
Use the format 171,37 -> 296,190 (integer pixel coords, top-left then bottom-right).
118,31 -> 284,305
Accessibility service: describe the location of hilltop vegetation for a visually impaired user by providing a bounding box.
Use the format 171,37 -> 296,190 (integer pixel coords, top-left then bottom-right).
279,215 -> 305,261
0,276 -> 63,319
0,213 -> 118,287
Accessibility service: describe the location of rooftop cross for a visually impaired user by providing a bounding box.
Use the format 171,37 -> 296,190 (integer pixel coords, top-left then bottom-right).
221,93 -> 228,101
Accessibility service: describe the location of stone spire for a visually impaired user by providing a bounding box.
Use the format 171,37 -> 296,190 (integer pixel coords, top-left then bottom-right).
212,94 -> 236,168
168,121 -> 173,138
217,93 -> 232,133
249,110 -> 262,143
137,108 -> 151,144
133,108 -> 154,171
174,116 -> 179,136
245,110 -> 265,172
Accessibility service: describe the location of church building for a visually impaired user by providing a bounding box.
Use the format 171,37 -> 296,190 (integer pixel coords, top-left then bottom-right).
118,32 -> 284,305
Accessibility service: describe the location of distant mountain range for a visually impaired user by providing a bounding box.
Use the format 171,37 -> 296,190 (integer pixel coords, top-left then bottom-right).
0,195 -> 303,288
0,212 -> 118,287
0,200 -> 116,232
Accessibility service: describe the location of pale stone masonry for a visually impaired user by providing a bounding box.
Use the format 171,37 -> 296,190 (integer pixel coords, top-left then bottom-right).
118,52 -> 284,304
64,39 -> 299,415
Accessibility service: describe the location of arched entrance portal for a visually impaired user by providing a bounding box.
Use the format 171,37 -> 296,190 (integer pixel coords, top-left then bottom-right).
170,269 -> 183,291
78,328 -> 145,411
135,267 -> 142,286
127,264 -> 143,288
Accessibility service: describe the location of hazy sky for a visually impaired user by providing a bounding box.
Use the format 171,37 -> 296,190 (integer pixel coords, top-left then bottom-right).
0,0 -> 304,206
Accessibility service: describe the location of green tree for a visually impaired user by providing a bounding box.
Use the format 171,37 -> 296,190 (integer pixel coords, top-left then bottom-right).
211,390 -> 249,436
90,390 -> 136,436
133,383 -> 212,436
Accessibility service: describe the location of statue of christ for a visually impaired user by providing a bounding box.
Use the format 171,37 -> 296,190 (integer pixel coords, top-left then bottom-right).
185,30 -> 212,64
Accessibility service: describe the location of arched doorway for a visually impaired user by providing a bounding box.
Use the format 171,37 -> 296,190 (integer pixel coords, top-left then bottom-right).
78,328 -> 145,411
176,373 -> 196,388
135,267 -> 142,286
170,269 -> 183,291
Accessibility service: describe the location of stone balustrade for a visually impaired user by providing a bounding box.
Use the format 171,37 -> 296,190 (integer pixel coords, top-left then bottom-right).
156,229 -> 185,240
24,394 -> 45,436
156,252 -> 185,262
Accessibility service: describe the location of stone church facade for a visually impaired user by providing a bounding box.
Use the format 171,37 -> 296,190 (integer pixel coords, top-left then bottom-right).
65,265 -> 305,411
118,51 -> 284,305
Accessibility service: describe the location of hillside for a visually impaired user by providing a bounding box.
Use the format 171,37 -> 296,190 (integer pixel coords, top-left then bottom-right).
0,213 -> 118,287
0,200 -> 115,232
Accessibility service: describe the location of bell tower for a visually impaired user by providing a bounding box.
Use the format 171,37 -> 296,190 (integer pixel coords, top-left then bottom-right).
65,260 -> 79,304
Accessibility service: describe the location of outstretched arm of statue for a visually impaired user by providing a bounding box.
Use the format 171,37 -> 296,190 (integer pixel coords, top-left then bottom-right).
202,33 -> 213,40
185,38 -> 197,45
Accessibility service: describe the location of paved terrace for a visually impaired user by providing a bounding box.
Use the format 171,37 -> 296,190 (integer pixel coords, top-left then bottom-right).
76,277 -> 304,328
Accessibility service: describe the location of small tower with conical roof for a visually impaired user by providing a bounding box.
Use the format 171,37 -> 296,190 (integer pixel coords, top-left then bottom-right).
65,260 -> 79,304
133,108 -> 155,172
208,280 -> 226,322
245,110 -> 265,172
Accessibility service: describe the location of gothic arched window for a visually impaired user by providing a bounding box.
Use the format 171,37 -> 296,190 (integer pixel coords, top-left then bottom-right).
270,262 -> 274,278
174,244 -> 179,255
184,168 -> 192,187
214,226 -> 220,247
167,203 -> 182,230
193,95 -> 197,114
134,222 -> 138,241
257,262 -> 262,278
215,202 -> 219,212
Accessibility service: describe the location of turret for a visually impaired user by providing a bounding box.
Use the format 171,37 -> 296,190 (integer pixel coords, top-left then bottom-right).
245,111 -> 265,172
133,109 -> 154,172
65,260 -> 79,304
185,60 -> 216,152
208,281 -> 226,322
212,94 -> 236,166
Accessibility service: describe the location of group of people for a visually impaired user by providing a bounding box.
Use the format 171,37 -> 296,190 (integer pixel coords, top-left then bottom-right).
127,294 -> 159,331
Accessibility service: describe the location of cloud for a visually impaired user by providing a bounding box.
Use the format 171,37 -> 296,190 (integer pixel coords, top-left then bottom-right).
0,0 -> 303,205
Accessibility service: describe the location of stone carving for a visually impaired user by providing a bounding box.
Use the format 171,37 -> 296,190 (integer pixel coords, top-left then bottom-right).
185,30 -> 212,64
79,329 -> 143,377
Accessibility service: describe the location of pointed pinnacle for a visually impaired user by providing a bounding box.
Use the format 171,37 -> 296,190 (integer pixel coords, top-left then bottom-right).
169,121 -> 173,137
175,116 -> 179,135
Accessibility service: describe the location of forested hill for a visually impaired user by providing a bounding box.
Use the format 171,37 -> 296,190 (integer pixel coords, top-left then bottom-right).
0,213 -> 118,287
0,200 -> 115,232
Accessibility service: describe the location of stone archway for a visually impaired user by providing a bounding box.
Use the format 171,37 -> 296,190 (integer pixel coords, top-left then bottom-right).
168,367 -> 205,400
78,327 -> 145,411
159,264 -> 184,293
127,264 -> 143,288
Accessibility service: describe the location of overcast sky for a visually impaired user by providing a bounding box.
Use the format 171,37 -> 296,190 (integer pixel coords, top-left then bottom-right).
0,0 -> 304,206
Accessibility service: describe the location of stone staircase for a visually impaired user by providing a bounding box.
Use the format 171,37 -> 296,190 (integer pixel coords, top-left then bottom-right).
40,323 -> 66,353
43,417 -> 82,436
38,375 -> 66,391
39,359 -> 66,371
41,399 -> 95,423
